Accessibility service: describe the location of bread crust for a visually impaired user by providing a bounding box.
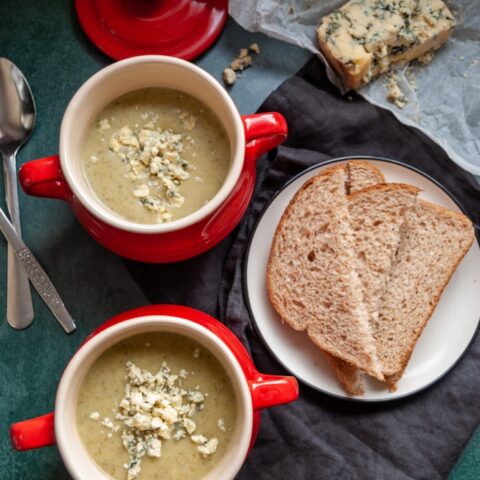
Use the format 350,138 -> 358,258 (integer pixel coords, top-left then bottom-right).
347,159 -> 385,180
347,182 -> 420,201
266,164 -> 347,332
323,352 -> 365,396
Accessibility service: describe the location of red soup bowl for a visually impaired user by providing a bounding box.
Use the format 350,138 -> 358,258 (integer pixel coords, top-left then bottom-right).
10,305 -> 299,480
19,55 -> 287,263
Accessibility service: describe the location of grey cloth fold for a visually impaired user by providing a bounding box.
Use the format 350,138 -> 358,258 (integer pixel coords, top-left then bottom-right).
128,58 -> 480,479
218,58 -> 480,479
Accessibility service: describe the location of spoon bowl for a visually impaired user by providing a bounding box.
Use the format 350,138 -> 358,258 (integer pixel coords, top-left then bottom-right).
0,59 -> 36,153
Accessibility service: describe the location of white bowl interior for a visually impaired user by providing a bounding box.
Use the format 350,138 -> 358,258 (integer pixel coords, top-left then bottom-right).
55,316 -> 253,480
60,56 -> 244,233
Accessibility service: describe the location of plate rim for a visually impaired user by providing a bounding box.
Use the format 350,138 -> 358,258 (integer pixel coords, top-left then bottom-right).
243,155 -> 480,404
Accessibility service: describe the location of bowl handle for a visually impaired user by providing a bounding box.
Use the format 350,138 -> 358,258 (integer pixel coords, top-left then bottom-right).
242,112 -> 288,164
19,155 -> 72,201
249,373 -> 299,411
10,412 -> 56,451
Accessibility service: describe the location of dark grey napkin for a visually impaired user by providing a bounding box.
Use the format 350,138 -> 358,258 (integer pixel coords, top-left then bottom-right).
219,58 -> 480,480
128,57 -> 480,479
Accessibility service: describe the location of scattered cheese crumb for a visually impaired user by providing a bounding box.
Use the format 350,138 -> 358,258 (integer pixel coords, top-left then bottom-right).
417,50 -> 435,66
385,72 -> 408,109
223,43 -> 261,86
193,348 -> 200,359
231,48 -> 252,71
89,411 -> 100,421
223,68 -> 237,86
405,65 -> 417,90
249,43 -> 260,54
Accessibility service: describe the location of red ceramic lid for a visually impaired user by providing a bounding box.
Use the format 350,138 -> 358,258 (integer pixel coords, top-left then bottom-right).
75,0 -> 228,61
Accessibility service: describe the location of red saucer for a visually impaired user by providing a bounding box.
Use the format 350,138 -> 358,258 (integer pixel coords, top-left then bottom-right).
75,0 -> 228,61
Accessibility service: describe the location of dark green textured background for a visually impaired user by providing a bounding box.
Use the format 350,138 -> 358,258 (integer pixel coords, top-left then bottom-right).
0,2 -> 310,478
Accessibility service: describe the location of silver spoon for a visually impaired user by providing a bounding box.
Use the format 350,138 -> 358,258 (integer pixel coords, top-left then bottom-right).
0,205 -> 76,333
0,58 -> 34,329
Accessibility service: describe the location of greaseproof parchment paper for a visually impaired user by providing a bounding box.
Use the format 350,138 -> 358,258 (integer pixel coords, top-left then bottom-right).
230,1 -> 480,175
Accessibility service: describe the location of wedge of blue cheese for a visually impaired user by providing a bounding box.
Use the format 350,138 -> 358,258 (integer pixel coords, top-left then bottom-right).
317,0 -> 455,90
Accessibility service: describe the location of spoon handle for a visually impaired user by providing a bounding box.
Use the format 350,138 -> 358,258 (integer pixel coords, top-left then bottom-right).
0,206 -> 76,333
2,152 -> 34,329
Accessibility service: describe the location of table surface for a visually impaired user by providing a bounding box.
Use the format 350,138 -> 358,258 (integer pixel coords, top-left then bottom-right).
0,1 -> 311,479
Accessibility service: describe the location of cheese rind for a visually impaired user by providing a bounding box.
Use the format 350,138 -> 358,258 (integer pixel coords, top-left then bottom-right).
317,0 -> 455,90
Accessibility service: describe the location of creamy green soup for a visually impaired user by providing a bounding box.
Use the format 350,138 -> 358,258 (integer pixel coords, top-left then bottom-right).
82,88 -> 230,224
76,333 -> 237,480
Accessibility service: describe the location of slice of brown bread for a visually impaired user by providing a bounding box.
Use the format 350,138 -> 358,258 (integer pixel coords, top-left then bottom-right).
267,163 -> 384,380
325,183 -> 419,395
346,160 -> 385,194
374,199 -> 474,389
323,160 -> 386,395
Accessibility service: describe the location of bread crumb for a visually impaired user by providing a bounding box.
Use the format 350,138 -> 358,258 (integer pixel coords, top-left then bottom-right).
223,68 -> 237,86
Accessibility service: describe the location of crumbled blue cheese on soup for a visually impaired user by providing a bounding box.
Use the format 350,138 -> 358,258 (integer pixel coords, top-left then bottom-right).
90,361 -> 219,480
198,438 -> 219,457
106,120 -> 195,223
89,411 -> 100,421
98,118 -> 111,130
217,418 -> 226,432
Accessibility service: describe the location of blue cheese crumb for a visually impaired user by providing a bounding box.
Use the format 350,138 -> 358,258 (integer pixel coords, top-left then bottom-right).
198,438 -> 219,457
93,361 -> 217,480
385,72 -> 408,109
98,118 -> 111,130
218,418 -> 226,432
108,121 -> 194,223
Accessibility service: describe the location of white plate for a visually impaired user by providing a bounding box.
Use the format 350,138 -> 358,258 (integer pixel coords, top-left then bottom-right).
244,157 -> 480,402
